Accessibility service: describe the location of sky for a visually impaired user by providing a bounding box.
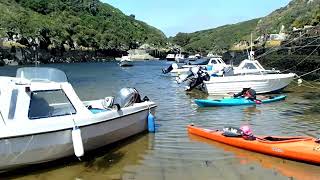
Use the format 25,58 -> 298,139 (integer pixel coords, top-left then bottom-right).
103,0 -> 291,37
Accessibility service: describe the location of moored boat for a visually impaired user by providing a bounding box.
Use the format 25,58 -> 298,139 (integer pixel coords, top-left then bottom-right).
179,54 -> 296,94
188,125 -> 320,164
175,53 -> 185,63
119,56 -> 133,67
166,54 -> 175,61
0,67 -> 156,172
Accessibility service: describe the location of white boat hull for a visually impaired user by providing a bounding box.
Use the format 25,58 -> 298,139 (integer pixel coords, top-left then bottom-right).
119,60 -> 133,67
170,68 -> 190,76
204,73 -> 295,95
0,105 -> 156,171
175,58 -> 185,63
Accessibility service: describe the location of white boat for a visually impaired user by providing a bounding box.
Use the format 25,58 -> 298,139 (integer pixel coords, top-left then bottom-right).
164,56 -> 227,76
180,51 -> 296,94
204,72 -> 295,95
187,55 -> 197,61
183,55 -> 227,73
166,54 -> 175,61
203,55 -> 296,94
175,53 -> 185,63
0,67 -> 156,172
119,56 -> 133,67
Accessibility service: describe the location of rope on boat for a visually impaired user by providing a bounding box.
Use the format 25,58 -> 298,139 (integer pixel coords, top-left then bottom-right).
292,74 -> 320,90
0,110 -> 6,125
258,36 -> 320,66
281,44 -> 320,73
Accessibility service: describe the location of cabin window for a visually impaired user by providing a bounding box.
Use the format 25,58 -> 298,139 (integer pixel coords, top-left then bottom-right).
28,90 -> 76,119
212,60 -> 217,64
243,63 -> 257,69
8,89 -> 18,120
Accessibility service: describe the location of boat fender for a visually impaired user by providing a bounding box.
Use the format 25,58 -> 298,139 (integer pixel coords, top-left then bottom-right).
148,112 -> 156,133
72,127 -> 84,158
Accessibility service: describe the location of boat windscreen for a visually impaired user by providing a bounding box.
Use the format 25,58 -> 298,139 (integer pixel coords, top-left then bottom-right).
16,67 -> 68,82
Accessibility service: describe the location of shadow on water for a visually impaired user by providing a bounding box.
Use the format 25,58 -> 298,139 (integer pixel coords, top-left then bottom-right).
2,132 -> 152,179
188,134 -> 320,180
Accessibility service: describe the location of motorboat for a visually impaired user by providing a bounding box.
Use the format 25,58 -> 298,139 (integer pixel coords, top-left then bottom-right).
175,53 -> 185,63
187,55 -> 197,61
119,56 -> 133,67
0,67 -> 156,172
166,54 -> 175,61
203,56 -> 296,94
178,53 -> 296,95
162,55 -> 227,76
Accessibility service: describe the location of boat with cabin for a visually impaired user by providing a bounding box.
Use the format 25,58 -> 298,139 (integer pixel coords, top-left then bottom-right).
162,55 -> 227,76
0,67 -> 156,172
166,54 -> 175,61
175,53 -> 185,63
178,51 -> 296,94
203,53 -> 296,94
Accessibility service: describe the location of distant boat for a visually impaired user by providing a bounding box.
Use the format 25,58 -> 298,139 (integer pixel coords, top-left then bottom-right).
166,54 -> 175,61
187,54 -> 201,61
187,55 -> 197,61
175,53 -> 185,63
119,56 -> 133,67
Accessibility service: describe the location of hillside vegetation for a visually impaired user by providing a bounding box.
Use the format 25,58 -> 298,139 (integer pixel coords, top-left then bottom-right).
256,0 -> 320,34
171,19 -> 260,54
0,0 -> 167,51
171,0 -> 320,53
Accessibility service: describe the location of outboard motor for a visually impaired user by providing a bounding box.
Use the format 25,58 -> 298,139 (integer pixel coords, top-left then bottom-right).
113,88 -> 148,108
176,66 -> 210,91
162,63 -> 179,74
186,68 -> 210,91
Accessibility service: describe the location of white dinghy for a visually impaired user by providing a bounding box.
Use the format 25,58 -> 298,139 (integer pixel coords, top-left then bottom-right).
0,67 -> 156,172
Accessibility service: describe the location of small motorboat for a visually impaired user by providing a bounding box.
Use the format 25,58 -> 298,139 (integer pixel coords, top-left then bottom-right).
188,125 -> 320,164
194,95 -> 287,107
178,56 -> 296,95
0,67 -> 156,172
119,56 -> 133,67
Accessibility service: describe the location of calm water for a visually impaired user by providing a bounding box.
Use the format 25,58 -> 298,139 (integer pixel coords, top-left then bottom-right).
1,61 -> 320,180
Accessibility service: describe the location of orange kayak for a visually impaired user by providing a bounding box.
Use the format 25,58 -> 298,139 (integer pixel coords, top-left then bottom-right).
188,124 -> 320,164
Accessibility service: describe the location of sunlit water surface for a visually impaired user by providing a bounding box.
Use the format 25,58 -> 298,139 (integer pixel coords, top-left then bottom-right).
0,61 -> 319,180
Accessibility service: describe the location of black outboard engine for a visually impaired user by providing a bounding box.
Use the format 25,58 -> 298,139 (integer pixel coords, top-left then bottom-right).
162,63 -> 179,74
186,67 -> 210,91
176,66 -> 210,91
113,88 -> 148,109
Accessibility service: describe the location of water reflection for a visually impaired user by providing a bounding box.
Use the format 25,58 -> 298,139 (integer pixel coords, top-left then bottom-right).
9,133 -> 152,180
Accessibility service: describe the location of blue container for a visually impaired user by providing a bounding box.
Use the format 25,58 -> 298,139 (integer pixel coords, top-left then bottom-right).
148,112 -> 155,132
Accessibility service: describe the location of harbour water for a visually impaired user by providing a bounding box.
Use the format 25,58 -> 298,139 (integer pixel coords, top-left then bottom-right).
1,61 -> 320,180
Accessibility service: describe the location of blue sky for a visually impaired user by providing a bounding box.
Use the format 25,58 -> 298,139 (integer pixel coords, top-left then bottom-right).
103,0 -> 291,37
